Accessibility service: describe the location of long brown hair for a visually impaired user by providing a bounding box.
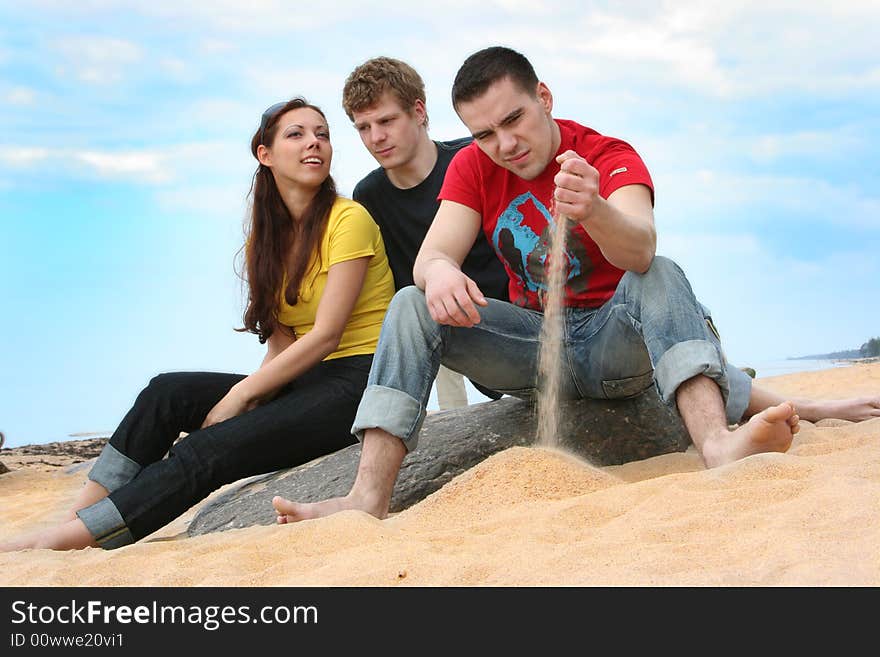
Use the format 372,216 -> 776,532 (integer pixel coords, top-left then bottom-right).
238,97 -> 338,343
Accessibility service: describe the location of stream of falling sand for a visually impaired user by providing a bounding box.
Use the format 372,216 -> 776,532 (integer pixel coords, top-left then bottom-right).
536,210 -> 569,447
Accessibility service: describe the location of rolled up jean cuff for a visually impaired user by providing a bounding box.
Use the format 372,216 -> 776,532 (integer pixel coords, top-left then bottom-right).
76,497 -> 135,549
654,339 -> 744,425
724,364 -> 753,425
351,384 -> 426,452
88,443 -> 142,492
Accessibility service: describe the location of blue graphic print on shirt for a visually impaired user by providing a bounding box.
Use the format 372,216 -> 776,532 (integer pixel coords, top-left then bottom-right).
491,192 -> 588,307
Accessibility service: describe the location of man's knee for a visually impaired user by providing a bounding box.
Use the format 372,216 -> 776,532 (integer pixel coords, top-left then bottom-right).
386,285 -> 435,331
643,255 -> 685,282
388,285 -> 426,314
622,255 -> 689,295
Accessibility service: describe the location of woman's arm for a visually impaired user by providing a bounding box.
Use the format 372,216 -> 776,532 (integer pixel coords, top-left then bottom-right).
201,256 -> 370,428
261,324 -> 296,368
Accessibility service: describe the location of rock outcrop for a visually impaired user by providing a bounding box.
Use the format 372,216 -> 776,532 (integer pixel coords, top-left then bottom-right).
188,388 -> 689,536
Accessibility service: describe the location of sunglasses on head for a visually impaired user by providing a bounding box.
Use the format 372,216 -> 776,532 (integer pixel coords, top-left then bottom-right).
259,101 -> 288,144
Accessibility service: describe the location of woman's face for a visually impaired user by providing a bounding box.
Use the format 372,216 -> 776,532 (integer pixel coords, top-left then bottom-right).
263,106 -> 333,190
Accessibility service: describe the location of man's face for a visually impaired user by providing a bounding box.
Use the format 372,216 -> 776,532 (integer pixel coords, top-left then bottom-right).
455,76 -> 558,181
351,91 -> 425,171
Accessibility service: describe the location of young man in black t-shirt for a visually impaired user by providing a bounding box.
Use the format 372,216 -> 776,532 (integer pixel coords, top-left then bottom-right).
343,56 -> 508,408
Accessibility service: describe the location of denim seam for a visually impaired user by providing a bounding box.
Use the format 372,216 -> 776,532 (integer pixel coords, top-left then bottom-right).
579,302 -> 621,342
76,497 -> 136,550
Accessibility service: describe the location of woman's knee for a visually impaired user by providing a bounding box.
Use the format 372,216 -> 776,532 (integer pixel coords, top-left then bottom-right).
142,372 -> 193,400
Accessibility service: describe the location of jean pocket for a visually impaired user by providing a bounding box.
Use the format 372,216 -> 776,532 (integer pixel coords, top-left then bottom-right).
601,370 -> 654,399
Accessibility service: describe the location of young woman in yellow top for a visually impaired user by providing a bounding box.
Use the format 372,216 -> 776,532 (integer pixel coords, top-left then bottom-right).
2,98 -> 395,551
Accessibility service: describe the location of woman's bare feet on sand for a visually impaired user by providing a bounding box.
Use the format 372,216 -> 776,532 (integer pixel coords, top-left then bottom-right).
0,518 -> 97,552
797,396 -> 880,423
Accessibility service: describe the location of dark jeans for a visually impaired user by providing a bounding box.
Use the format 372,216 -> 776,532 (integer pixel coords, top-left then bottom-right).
78,354 -> 372,548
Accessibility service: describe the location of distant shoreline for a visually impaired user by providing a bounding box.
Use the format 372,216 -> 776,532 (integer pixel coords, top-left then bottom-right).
789,354 -> 879,363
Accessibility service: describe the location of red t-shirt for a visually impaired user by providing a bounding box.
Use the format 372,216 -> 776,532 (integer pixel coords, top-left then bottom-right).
439,119 -> 654,310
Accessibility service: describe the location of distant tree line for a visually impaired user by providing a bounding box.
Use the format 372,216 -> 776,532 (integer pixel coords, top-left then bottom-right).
861,337 -> 880,357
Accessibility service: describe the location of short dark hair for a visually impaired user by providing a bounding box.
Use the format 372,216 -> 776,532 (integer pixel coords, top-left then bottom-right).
451,46 -> 539,109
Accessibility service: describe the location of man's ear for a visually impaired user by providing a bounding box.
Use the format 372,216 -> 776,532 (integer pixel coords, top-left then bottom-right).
536,81 -> 553,114
256,143 -> 272,167
413,99 -> 428,127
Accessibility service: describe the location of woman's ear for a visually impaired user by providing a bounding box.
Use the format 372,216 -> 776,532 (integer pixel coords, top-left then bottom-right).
256,143 -> 272,167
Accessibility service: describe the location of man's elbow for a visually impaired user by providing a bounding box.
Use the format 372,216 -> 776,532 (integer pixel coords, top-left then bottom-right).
615,237 -> 655,274
634,251 -> 655,274
636,230 -> 657,273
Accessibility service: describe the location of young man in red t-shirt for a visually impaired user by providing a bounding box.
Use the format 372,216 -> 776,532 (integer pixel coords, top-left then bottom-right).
273,47 -> 880,524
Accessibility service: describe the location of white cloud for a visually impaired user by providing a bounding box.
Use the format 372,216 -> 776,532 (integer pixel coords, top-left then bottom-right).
0,141 -> 246,187
655,169 -> 880,232
54,36 -> 142,85
582,12 -> 733,96
747,129 -> 865,164
75,150 -> 169,182
159,57 -> 193,82
27,0 -> 360,32
4,87 -> 37,105
0,147 -> 50,167
452,1 -> 880,99
198,39 -> 237,55
155,183 -> 251,219
244,66 -> 348,108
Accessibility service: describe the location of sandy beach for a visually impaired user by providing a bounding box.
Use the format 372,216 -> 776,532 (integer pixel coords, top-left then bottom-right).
1,362 -> 877,587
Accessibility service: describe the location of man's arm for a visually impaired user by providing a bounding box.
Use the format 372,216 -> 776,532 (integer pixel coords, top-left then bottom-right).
553,150 -> 656,273
413,199 -> 488,327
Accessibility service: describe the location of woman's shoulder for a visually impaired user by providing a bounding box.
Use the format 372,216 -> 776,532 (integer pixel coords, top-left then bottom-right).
330,196 -> 378,226
326,197 -> 381,245
333,195 -> 367,211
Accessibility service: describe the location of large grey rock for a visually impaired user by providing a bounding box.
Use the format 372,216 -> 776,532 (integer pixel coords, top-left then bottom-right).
187,387 -> 690,537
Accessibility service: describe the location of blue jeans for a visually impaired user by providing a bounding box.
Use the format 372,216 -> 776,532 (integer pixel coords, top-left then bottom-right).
78,355 -> 373,548
351,256 -> 751,451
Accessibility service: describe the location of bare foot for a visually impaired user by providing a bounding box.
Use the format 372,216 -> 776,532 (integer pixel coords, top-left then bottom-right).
272,494 -> 387,524
0,519 -> 97,552
701,402 -> 799,468
0,533 -> 40,552
796,396 -> 880,423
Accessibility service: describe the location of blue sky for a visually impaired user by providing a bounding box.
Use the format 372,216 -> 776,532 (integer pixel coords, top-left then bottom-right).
1,1 -> 878,447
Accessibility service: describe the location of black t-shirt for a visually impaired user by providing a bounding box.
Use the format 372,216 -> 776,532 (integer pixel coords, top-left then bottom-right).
353,138 -> 510,301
